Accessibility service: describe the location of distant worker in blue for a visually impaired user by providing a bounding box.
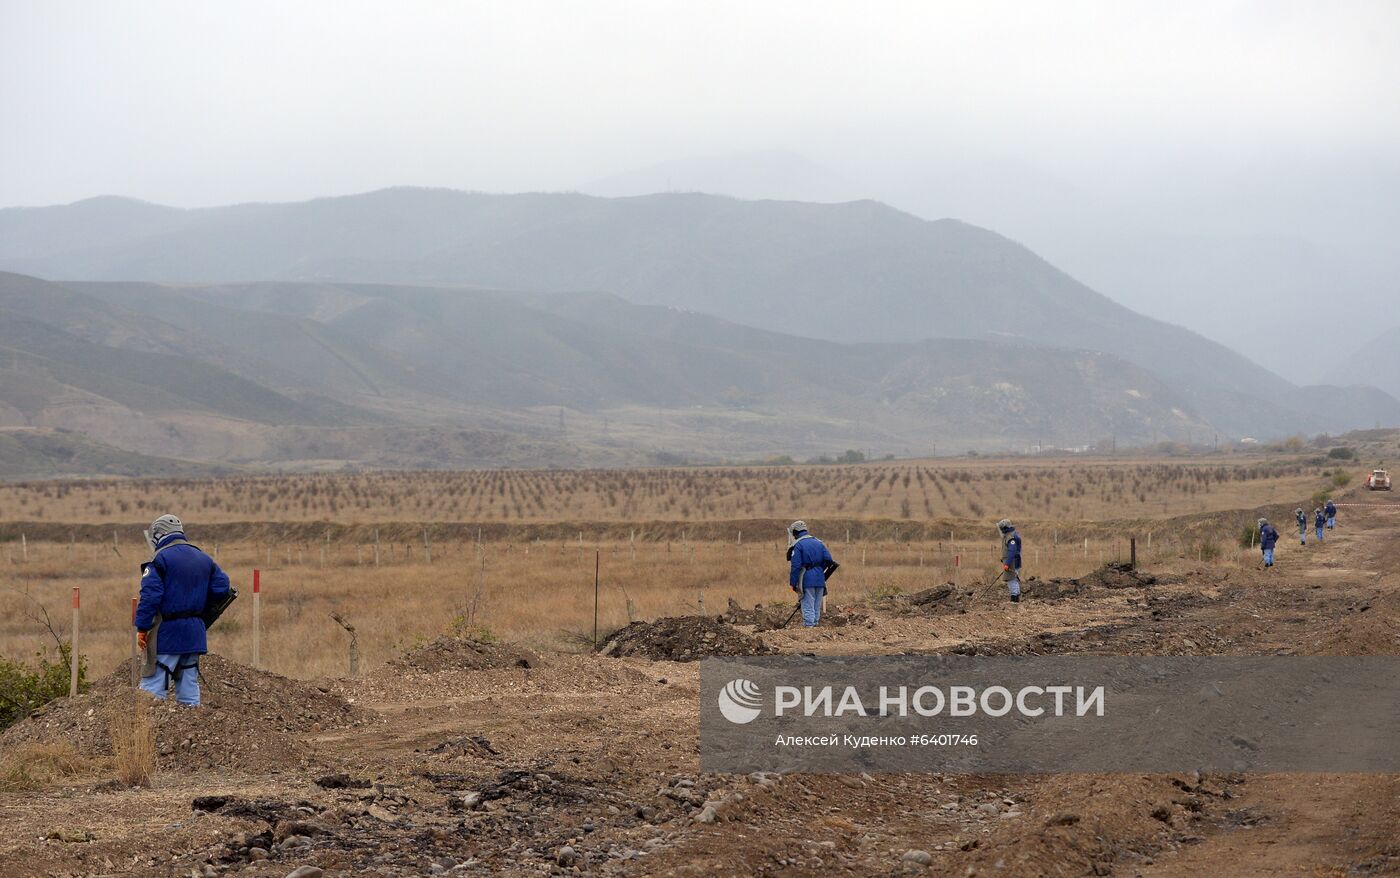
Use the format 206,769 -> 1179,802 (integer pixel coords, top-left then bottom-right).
997,518 -> 1023,603
1325,499 -> 1338,529
787,520 -> 838,627
1314,507 -> 1326,542
1295,508 -> 1308,545
1257,517 -> 1279,568
135,514 -> 232,706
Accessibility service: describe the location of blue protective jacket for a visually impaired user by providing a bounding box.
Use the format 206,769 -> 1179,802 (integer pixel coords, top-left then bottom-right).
135,533 -> 230,656
1315,510 -> 1326,528
1296,512 -> 1307,530
789,533 -> 834,593
1002,530 -> 1023,570
1259,524 -> 1279,550
1325,501 -> 1337,518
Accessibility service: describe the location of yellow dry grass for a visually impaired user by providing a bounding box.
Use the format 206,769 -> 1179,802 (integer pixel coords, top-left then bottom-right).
0,741 -> 93,792
1,528 -> 1256,681
109,694 -> 155,787
0,455 -> 1342,680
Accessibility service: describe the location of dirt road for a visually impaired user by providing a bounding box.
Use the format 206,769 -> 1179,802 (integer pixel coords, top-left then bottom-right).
2,495 -> 1397,877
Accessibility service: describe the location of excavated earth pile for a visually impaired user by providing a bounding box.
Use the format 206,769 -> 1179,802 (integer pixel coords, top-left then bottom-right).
0,654 -> 370,773
720,598 -> 867,631
1024,561 -> 1169,600
597,615 -> 774,661
389,636 -> 540,673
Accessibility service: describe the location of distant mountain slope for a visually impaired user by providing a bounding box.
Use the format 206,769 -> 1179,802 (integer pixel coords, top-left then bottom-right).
0,273 -> 1244,468
77,278 -> 1216,445
1325,326 -> 1400,400
1280,384 -> 1400,434
0,196 -> 186,262
0,428 -> 227,480
0,309 -> 350,426
0,188 -> 1302,435
68,280 -> 457,410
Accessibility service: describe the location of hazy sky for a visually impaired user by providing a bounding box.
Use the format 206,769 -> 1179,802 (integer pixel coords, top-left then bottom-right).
4,1 -> 1399,381
3,0 -> 1397,208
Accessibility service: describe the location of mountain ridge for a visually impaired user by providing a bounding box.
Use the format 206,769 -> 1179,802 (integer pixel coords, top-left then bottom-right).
1,187 -> 1395,452
0,271 -> 1303,473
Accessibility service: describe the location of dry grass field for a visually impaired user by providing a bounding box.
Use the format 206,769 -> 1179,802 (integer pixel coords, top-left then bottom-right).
0,454 -> 1349,680
3,456 -> 1394,878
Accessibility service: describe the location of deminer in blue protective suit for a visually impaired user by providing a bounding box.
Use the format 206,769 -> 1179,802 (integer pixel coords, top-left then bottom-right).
1258,518 -> 1279,568
1314,508 -> 1326,542
135,515 -> 230,706
787,521 -> 837,627
997,519 -> 1022,603
1325,500 -> 1337,529
1295,508 -> 1307,545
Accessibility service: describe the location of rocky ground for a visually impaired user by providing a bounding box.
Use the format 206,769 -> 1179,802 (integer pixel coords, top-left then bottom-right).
2,492 -> 1398,877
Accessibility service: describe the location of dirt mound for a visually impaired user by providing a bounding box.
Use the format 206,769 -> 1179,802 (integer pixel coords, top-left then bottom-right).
1026,561 -> 1160,600
597,615 -> 774,661
719,598 -> 790,628
1307,591 -> 1400,655
872,583 -> 976,616
390,636 -> 540,674
0,654 -> 370,773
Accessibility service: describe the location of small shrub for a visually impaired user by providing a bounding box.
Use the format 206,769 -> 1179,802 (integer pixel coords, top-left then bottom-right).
1238,526 -> 1257,549
869,583 -> 904,600
1192,539 -> 1222,562
0,642 -> 86,732
1332,472 -> 1352,488
1327,447 -> 1357,460
448,616 -> 496,643
560,624 -> 625,651
110,697 -> 155,787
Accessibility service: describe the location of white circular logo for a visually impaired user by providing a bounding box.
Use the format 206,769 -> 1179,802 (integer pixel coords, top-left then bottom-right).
718,678 -> 763,724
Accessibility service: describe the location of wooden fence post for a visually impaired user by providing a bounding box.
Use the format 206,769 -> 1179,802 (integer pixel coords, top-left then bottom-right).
130,597 -> 139,686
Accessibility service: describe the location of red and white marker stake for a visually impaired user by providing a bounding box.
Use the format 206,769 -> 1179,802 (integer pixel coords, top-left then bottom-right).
252,569 -> 261,669
130,597 -> 139,686
69,587 -> 80,697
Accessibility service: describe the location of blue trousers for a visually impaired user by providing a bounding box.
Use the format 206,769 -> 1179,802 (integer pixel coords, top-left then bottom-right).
140,653 -> 201,705
1327,517 -> 1336,529
1006,571 -> 1021,598
1299,528 -> 1307,544
1262,547 -> 1274,566
1316,526 -> 1324,541
800,587 -> 824,627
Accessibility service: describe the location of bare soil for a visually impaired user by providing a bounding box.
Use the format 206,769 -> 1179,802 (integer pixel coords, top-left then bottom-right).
597,616 -> 775,661
2,492 -> 1398,876
390,637 -> 541,674
1,654 -> 371,775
